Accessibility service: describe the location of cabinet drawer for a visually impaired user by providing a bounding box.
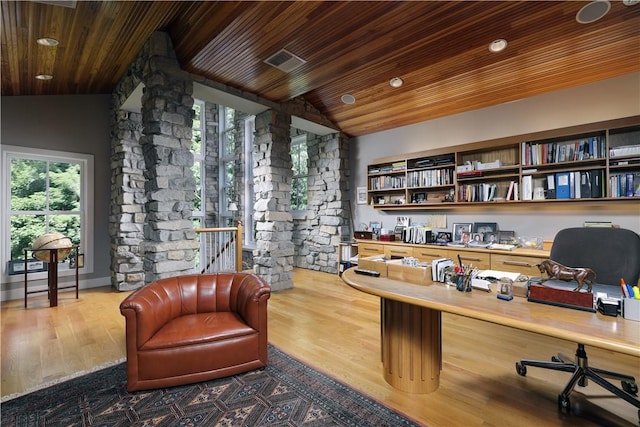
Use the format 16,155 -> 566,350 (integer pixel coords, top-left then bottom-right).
384,245 -> 413,258
491,254 -> 547,277
448,250 -> 491,270
413,247 -> 449,263
358,243 -> 384,258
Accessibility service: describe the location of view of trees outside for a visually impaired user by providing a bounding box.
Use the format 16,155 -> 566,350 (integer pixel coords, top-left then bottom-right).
10,158 -> 81,259
291,139 -> 308,210
191,101 -> 203,221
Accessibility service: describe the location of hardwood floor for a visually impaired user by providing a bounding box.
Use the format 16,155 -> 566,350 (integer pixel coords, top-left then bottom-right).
2,268 -> 638,426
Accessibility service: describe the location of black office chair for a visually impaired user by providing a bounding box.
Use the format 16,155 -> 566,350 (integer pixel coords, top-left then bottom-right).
515,227 -> 640,419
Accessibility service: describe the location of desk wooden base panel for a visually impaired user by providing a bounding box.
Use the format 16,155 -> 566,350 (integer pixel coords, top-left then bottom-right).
381,298 -> 441,393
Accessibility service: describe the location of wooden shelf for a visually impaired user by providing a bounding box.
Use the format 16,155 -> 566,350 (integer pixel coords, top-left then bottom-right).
367,116 -> 640,210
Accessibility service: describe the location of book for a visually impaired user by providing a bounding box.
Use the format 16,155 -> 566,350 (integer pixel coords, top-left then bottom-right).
546,175 -> 556,199
590,170 -> 603,198
555,172 -> 570,199
522,175 -> 533,200
580,171 -> 591,198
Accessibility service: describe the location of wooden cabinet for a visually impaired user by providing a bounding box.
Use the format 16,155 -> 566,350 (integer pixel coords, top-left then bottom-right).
491,253 -> 548,277
384,245 -> 413,259
447,249 -> 491,270
412,246 -> 449,264
352,239 -> 550,277
357,242 -> 384,258
366,116 -> 640,210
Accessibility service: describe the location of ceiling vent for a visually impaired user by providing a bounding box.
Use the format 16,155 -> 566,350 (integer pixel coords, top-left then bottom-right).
264,49 -> 306,73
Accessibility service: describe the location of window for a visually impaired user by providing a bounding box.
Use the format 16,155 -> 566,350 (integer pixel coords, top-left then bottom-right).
191,99 -> 205,230
1,146 -> 94,281
219,106 -> 237,227
290,134 -> 308,210
244,116 -> 256,246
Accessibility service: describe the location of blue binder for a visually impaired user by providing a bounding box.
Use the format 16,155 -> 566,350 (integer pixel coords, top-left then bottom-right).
555,172 -> 571,199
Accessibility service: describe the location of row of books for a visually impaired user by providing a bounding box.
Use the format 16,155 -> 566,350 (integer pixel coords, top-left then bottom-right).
609,172 -> 640,198
521,136 -> 605,166
457,183 -> 498,202
406,168 -> 454,188
369,175 -> 405,190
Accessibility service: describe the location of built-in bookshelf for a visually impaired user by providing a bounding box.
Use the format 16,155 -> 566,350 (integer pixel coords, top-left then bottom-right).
366,116 -> 640,210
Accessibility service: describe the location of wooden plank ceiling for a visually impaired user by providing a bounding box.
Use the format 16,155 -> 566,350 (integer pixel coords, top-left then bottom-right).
1,1 -> 639,137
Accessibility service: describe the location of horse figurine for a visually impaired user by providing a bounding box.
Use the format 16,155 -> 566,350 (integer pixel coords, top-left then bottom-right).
536,259 -> 597,293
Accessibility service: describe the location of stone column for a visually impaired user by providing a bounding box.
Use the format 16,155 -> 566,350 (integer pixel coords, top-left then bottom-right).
302,133 -> 351,274
253,110 -> 294,291
139,32 -> 198,283
109,110 -> 146,291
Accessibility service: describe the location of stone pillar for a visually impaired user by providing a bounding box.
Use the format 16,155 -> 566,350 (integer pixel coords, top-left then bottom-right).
303,133 -> 351,274
253,110 -> 294,291
139,32 -> 198,283
109,110 -> 146,291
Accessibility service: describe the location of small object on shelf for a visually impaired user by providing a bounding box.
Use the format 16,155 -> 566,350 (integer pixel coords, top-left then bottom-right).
354,268 -> 381,277
497,277 -> 514,300
354,231 -> 372,240
536,259 -> 596,293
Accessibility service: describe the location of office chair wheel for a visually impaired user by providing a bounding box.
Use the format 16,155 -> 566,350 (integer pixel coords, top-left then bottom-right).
558,395 -> 571,414
515,362 -> 526,376
622,380 -> 638,395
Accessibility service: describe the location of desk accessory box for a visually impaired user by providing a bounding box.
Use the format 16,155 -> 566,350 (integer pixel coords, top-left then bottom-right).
622,298 -> 640,321
354,231 -> 372,240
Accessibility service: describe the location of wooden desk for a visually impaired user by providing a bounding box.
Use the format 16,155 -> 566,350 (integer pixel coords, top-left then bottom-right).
342,268 -> 639,394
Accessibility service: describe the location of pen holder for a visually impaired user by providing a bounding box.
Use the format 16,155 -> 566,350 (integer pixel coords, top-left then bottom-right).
455,274 -> 472,292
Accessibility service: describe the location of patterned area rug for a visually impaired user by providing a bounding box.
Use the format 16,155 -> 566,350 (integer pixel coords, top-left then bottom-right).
1,345 -> 421,426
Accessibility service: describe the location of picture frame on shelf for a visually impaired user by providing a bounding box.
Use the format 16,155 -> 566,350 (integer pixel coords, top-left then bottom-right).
452,223 -> 472,242
356,186 -> 367,204
498,230 -> 516,244
7,259 -> 47,275
396,216 -> 409,226
473,222 -> 498,234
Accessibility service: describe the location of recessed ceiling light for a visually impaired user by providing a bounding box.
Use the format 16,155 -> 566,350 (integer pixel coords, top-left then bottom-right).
341,94 -> 356,104
37,37 -> 59,47
389,77 -> 403,88
576,0 -> 611,24
488,39 -> 508,53
35,74 -> 53,80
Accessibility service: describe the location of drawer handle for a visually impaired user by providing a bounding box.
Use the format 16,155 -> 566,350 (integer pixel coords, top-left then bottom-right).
460,256 -> 482,262
363,247 -> 379,251
389,250 -> 408,254
502,260 -> 534,267
418,252 -> 442,257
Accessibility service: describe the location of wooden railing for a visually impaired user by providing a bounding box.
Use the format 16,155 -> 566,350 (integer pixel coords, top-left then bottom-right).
194,222 -> 243,273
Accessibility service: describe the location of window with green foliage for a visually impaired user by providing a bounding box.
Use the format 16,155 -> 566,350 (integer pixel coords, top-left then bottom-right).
191,99 -> 205,228
290,135 -> 308,210
2,146 -> 93,278
220,106 -> 237,226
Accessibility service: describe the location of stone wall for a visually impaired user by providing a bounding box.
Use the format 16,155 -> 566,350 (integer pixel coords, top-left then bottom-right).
252,110 -> 294,291
292,133 -> 351,274
109,110 -> 146,291
110,31 -> 198,288
109,31 -> 351,290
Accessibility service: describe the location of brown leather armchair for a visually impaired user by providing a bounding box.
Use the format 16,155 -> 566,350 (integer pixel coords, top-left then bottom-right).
119,272 -> 271,391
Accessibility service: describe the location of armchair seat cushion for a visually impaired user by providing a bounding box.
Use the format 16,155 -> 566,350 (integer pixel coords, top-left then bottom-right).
141,312 -> 256,351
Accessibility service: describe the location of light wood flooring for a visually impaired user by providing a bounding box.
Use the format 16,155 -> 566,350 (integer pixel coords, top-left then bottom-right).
2,268 -> 639,426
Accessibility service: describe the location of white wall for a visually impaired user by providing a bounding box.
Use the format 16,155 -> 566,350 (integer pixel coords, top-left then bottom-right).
350,72 -> 640,240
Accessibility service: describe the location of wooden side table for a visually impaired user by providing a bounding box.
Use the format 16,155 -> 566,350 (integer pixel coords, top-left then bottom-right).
24,246 -> 79,308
